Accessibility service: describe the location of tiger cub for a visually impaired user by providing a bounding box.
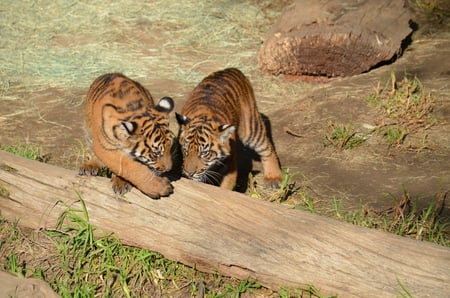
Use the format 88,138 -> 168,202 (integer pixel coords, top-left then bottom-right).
78,73 -> 175,199
176,68 -> 282,190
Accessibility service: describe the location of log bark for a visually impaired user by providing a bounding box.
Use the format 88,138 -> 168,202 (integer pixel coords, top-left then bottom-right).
258,0 -> 413,77
0,150 -> 449,298
0,271 -> 59,298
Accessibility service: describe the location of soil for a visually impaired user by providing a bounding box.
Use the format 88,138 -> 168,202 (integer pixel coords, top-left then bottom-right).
0,2 -> 449,296
270,35 -> 450,214
3,24 -> 449,216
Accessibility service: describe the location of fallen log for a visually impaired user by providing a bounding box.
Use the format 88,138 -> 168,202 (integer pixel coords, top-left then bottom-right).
258,0 -> 413,77
0,271 -> 59,298
0,150 -> 449,298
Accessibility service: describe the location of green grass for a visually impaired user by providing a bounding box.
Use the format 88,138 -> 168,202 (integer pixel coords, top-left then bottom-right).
44,198 -> 197,297
368,70 -> 435,148
0,142 -> 49,162
386,190 -> 449,245
332,198 -> 384,229
277,285 -> 338,298
324,123 -> 366,150
384,126 -> 407,146
397,277 -> 414,298
248,168 -> 301,203
293,190 -> 317,214
252,166 -> 449,248
332,191 -> 449,246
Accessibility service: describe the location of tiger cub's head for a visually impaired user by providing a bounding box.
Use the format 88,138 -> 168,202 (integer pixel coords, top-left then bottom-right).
116,97 -> 175,174
175,114 -> 236,184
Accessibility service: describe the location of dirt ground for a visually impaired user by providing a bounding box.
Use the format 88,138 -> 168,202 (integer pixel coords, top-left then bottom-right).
1,6 -> 449,219
270,35 -> 450,215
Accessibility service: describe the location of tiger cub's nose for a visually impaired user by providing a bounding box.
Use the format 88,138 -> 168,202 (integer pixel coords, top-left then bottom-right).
183,169 -> 195,178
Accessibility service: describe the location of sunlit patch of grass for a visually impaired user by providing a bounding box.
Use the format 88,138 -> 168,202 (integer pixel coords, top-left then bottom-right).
384,189 -> 449,245
292,190 -> 318,214
397,277 -> 414,298
221,279 -> 262,297
247,171 -> 262,199
333,198 -> 386,229
368,70 -> 435,149
384,126 -> 407,146
277,285 -> 338,298
0,0 -> 308,109
0,142 -> 49,162
269,168 -> 300,203
248,168 -> 300,203
44,197 -> 198,297
324,122 -> 366,150
332,190 -> 449,247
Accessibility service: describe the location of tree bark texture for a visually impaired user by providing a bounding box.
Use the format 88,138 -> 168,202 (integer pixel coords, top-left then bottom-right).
258,0 -> 413,77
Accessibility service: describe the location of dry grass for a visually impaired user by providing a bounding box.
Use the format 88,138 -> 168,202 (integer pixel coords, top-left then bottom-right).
368,70 -> 436,148
0,0 -> 305,112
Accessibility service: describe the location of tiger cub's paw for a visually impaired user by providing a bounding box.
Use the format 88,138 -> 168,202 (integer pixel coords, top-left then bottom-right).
78,162 -> 100,176
263,175 -> 283,189
141,176 -> 173,199
111,175 -> 133,195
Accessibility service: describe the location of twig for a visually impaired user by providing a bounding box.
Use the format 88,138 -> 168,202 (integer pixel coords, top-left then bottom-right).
284,127 -> 304,138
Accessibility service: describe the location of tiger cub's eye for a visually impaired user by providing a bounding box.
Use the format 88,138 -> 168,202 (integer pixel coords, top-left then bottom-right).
199,150 -> 210,158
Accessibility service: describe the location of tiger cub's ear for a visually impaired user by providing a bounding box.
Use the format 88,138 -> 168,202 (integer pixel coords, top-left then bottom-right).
175,113 -> 191,125
155,96 -> 174,113
219,124 -> 236,144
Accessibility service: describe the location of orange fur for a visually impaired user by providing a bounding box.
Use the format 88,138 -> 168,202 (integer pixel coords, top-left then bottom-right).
79,73 -> 175,199
176,68 -> 282,190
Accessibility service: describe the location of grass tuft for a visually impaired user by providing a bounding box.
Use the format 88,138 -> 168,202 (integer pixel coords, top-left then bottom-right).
248,168 -> 300,203
277,285 -> 338,298
332,190 -> 449,246
368,70 -> 435,148
324,122 -> 366,150
45,197 -> 195,297
0,142 -> 49,162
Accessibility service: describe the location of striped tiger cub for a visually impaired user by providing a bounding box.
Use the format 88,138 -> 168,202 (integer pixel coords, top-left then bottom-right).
78,73 -> 175,199
176,68 -> 282,190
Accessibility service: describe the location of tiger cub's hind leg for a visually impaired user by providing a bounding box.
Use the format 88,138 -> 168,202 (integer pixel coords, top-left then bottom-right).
243,120 -> 283,189
249,120 -> 283,189
260,151 -> 283,189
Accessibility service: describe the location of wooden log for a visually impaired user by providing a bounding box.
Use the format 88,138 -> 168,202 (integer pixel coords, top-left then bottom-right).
0,271 -> 59,298
0,150 -> 449,298
258,0 -> 413,77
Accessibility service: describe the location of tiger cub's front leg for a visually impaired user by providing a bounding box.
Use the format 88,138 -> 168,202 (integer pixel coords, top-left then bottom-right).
78,156 -> 104,176
104,150 -> 173,199
78,156 -> 133,195
111,174 -> 133,195
219,150 -> 238,190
